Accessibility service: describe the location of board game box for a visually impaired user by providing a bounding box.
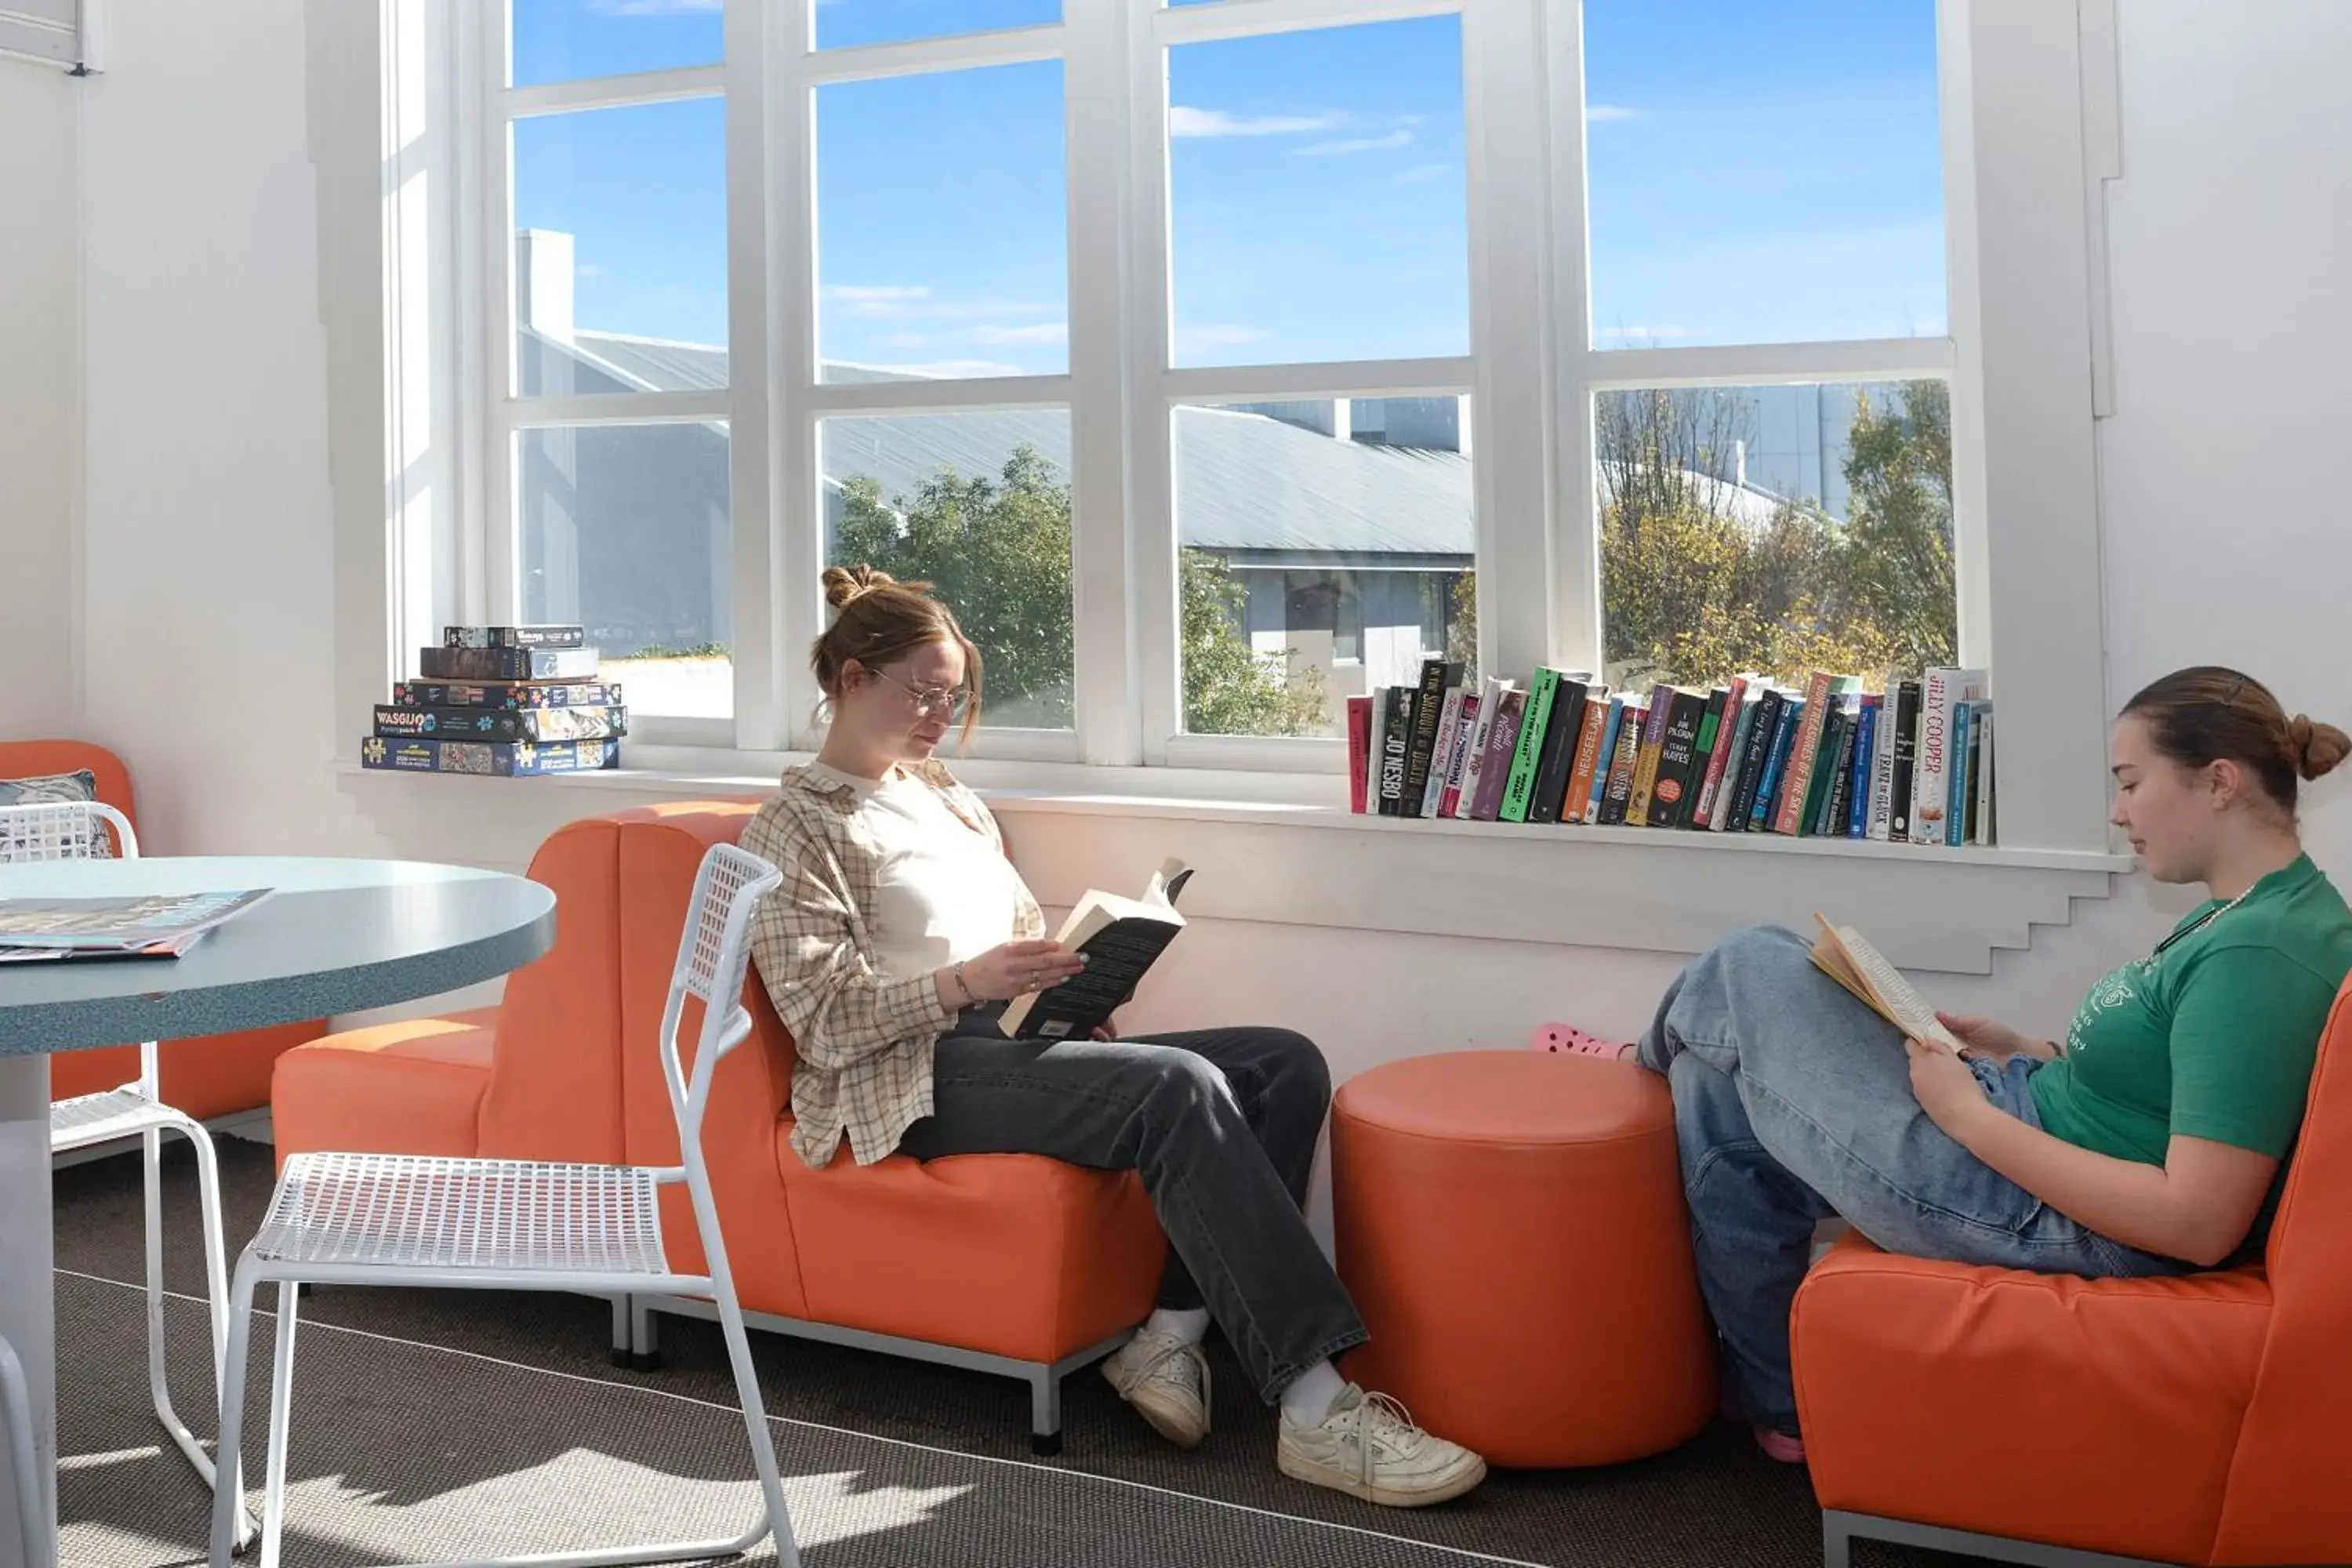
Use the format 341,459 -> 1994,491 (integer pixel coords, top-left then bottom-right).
372,705 -> 628,742
417,645 -> 600,682
442,624 -> 585,650
394,680 -> 622,710
360,737 -> 622,777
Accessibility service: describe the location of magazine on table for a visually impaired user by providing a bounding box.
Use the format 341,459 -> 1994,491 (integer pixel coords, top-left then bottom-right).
0,888 -> 274,963
1806,913 -> 1965,1054
998,859 -> 1194,1040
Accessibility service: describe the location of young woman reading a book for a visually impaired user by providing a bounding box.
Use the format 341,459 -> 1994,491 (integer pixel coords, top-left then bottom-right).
1569,667 -> 2352,1465
737,565 -> 1486,1509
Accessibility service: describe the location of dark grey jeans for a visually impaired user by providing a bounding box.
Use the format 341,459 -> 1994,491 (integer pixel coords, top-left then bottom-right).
895,1014 -> 1370,1403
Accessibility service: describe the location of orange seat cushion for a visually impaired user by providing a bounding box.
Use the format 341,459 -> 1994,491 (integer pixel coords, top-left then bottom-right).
270,1011 -> 498,1168
1331,1050 -> 1717,1467
778,1131 -> 1166,1365
1794,1232 -> 2271,1563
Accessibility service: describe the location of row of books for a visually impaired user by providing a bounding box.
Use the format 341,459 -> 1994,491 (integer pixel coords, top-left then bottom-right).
1346,660 -> 1997,847
360,626 -> 626,777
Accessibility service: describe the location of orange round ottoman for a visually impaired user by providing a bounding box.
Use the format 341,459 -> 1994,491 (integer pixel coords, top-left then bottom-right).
1331,1049 -> 1717,1468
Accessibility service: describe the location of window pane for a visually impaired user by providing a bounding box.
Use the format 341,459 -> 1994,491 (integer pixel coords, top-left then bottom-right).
817,63 -> 1065,382
1582,0 -> 1945,348
1595,380 -> 1956,691
513,100 -> 728,396
816,0 -> 1059,50
520,423 -> 733,718
1167,17 -> 1468,368
821,412 -> 1075,730
510,0 -> 722,88
1177,396 -> 1475,737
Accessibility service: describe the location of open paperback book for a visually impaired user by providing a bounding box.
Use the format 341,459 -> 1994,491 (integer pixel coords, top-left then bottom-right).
1808,913 -> 1965,1054
0,888 -> 274,963
998,859 -> 1194,1040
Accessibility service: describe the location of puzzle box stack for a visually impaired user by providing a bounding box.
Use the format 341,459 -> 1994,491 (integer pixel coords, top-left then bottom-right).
360,625 -> 628,776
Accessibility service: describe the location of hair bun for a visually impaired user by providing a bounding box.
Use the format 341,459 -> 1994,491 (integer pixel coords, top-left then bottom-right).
822,563 -> 897,611
2290,714 -> 2350,781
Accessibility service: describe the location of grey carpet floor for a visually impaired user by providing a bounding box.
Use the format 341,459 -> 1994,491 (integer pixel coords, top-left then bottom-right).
50,1139 -> 1968,1567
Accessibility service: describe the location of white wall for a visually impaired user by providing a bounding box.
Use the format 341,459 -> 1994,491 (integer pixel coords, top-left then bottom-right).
52,0 -> 2352,1073
0,64 -> 79,739
73,0 -> 376,858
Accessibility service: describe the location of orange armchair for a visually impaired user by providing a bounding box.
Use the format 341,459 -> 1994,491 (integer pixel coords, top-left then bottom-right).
0,739 -> 324,1120
271,804 -> 1166,1451
1792,977 -> 2352,1568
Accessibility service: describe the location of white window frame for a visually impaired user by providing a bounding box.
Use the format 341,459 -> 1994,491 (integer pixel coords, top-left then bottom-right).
422,0 -> 2113,856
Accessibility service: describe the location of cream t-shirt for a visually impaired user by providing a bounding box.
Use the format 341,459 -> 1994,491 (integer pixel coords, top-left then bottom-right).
805,760 -> 1029,982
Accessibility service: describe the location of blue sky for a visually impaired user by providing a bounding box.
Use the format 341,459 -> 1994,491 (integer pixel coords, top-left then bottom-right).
510,0 -> 1944,375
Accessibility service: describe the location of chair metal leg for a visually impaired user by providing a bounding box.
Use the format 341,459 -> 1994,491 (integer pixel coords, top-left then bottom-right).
1030,1370 -> 1062,1457
0,1337 -> 52,1568
713,1290 -> 799,1568
209,1261 -> 263,1568
258,1281 -> 300,1568
1823,1508 -> 1851,1568
627,1298 -> 660,1374
142,1121 -> 259,1547
608,1296 -> 632,1369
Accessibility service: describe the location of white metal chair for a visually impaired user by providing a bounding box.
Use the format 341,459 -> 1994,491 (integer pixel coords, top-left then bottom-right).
0,801 -> 252,1546
0,1334 -> 53,1568
209,842 -> 799,1568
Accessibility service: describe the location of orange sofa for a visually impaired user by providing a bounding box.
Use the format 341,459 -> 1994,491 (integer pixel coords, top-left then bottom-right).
0,739 -> 323,1120
1793,976 -> 2352,1567
270,803 -> 1167,1450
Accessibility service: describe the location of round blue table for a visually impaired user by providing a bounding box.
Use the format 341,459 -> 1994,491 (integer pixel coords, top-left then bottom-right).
0,857 -> 555,1567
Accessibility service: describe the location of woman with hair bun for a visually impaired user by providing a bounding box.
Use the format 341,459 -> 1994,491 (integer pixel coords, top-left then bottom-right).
1564,666 -> 2352,1464
737,565 -> 1487,1508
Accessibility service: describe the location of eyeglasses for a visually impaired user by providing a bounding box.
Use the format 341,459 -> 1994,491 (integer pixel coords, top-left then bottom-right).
869,667 -> 972,720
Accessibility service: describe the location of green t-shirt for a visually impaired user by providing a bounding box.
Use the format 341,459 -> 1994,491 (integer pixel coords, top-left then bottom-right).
2032,855 -> 2352,1172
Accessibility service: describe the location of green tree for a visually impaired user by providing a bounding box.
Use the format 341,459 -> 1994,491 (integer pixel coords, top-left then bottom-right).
830,445 -> 1324,735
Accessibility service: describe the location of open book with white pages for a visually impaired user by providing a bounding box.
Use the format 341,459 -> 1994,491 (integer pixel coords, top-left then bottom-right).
1808,913 -> 1966,1054
998,859 -> 1194,1040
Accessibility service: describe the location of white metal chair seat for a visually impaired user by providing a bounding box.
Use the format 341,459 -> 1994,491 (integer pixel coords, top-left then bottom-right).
49,1087 -> 191,1152
255,1152 -> 670,1276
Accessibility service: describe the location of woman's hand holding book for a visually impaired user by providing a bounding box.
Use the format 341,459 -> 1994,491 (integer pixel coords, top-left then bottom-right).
953,939 -> 1087,1004
1935,1011 -> 2061,1062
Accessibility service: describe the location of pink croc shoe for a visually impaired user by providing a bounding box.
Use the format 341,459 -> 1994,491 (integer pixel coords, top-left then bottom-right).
1529,1022 -> 1633,1061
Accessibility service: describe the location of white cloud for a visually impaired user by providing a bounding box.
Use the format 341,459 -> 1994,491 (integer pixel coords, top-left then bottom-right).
1395,162 -> 1454,185
824,285 -> 1060,323
590,0 -> 720,14
1168,106 -> 1345,139
970,321 -> 1069,347
1586,103 -> 1642,123
878,332 -> 928,349
575,263 -> 604,279
825,285 -> 932,303
1178,325 -> 1272,350
1297,129 -> 1414,158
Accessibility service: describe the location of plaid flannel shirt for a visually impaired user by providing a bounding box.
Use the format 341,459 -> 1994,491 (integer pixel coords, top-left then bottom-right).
741,760 -> 1044,1170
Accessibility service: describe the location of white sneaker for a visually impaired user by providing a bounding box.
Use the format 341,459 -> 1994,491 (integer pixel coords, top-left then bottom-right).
1277,1385 -> 1487,1508
1102,1330 -> 1210,1448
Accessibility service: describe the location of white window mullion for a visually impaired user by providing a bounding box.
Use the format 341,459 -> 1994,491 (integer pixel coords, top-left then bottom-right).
1463,0 -> 1557,681
481,0 -> 519,623
724,0 -> 781,750
1544,0 -> 1599,673
1129,6 -> 1181,764
1063,0 -> 1140,767
774,0 -> 823,751
448,0 -> 487,627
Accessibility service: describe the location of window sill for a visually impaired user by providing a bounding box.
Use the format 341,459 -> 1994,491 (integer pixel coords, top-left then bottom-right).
332,749 -> 2131,973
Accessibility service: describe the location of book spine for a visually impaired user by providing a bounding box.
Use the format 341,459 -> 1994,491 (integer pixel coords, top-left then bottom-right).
1596,703 -> 1646,826
1584,698 -> 1628,823
1946,698 -> 1976,846
1911,669 -> 1981,844
1378,688 -> 1414,816
1471,689 -> 1530,821
1772,671 -> 1837,834
1648,689 -> 1709,827
1420,683 -> 1468,818
1527,679 -> 1590,825
1346,695 -> 1373,814
1820,706 -> 1860,837
1561,696 -> 1608,823
1678,688 -> 1728,828
1974,706 -> 1997,846
1692,677 -> 1746,828
1751,699 -> 1803,831
1368,688 -> 1390,815
1711,692 -> 1759,833
1726,689 -> 1781,833
1801,706 -> 1845,835
1886,679 -> 1923,840
1436,694 -> 1481,818
1864,671 -> 1900,840
1399,659 -> 1454,819
1498,667 -> 1563,822
1624,684 -> 1674,826
1846,699 -> 1878,839
1455,678 -> 1508,820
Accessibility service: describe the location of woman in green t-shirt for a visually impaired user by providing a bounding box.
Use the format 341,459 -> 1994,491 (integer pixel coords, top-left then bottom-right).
1577,667 -> 2350,1465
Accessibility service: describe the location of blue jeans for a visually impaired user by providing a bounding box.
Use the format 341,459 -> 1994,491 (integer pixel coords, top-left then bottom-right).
1637,924 -> 2189,1436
